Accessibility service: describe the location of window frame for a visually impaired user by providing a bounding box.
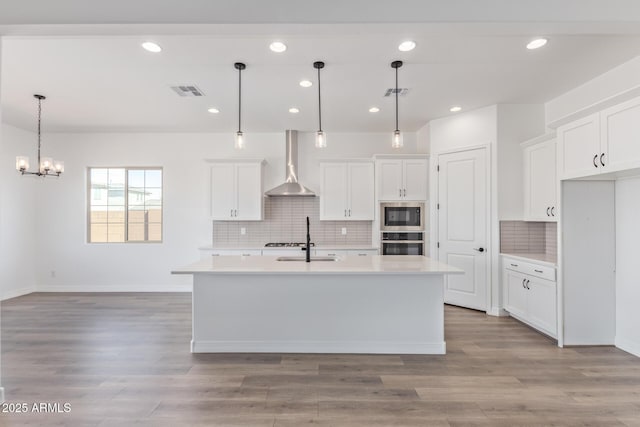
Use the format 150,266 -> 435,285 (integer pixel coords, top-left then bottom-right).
86,166 -> 164,244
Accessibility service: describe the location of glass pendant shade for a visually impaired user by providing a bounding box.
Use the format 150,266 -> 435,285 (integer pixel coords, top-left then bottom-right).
16,156 -> 29,172
235,131 -> 245,150
315,130 -> 327,148
40,157 -> 53,173
392,130 -> 403,149
53,160 -> 65,174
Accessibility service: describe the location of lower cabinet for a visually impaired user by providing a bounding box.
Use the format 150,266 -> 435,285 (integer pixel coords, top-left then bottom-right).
200,249 -> 261,259
315,249 -> 378,257
503,256 -> 557,338
201,248 -> 378,259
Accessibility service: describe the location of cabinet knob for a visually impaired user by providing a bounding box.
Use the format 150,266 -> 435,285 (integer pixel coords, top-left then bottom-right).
593,154 -> 599,168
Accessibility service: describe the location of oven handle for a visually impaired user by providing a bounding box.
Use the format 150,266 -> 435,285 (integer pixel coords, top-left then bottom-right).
381,240 -> 425,243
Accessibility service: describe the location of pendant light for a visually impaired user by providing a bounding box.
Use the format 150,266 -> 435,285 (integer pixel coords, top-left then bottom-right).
16,94 -> 64,177
313,61 -> 326,148
234,62 -> 246,149
391,60 -> 403,149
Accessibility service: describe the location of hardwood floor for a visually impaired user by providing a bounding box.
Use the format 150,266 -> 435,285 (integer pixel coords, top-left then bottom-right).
1,292 -> 639,426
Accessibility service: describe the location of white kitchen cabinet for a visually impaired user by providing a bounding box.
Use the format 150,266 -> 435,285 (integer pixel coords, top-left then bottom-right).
600,96 -> 640,173
209,160 -> 264,221
523,135 -> 557,221
200,249 -> 261,259
502,255 -> 557,338
376,158 -> 428,201
557,113 -> 601,180
319,161 -> 374,220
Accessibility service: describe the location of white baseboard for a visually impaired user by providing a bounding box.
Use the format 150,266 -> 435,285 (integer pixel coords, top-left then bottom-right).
487,307 -> 510,317
616,337 -> 640,358
191,340 -> 446,355
1,286 -> 37,301
37,284 -> 192,293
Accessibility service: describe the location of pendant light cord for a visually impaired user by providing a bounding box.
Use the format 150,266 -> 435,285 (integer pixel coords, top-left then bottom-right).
395,66 -> 399,132
238,67 -> 242,133
317,65 -> 322,132
37,96 -> 42,165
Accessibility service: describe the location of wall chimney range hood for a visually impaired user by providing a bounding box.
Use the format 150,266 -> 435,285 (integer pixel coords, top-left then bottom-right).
265,130 -> 315,197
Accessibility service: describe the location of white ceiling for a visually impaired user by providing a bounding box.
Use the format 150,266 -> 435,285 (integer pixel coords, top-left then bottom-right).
2,23 -> 640,133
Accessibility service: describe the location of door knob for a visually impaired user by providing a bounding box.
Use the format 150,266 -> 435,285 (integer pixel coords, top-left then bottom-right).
473,247 -> 485,252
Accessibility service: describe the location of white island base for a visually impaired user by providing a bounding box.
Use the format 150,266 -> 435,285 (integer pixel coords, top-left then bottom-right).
174,255 -> 462,355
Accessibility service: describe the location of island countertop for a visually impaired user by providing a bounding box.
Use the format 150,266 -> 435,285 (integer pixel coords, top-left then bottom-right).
172,255 -> 463,275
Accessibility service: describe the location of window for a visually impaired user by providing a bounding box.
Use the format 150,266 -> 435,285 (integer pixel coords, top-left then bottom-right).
88,168 -> 162,243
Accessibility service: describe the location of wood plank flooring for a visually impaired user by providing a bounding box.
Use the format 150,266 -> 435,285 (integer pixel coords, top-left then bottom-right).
1,292 -> 639,426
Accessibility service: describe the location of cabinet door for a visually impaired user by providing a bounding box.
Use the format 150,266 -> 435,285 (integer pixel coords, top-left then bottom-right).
376,160 -> 403,200
235,163 -> 263,220
527,277 -> 557,338
524,140 -> 557,221
347,163 -> 375,220
210,164 -> 236,220
402,159 -> 428,200
557,113 -> 601,180
320,163 -> 348,220
601,96 -> 640,173
504,269 -> 528,319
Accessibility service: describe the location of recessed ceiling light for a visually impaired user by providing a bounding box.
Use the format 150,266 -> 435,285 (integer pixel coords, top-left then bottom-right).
369,107 -> 380,113
289,107 -> 300,114
526,38 -> 548,50
299,80 -> 313,88
398,41 -> 416,52
269,42 -> 287,53
208,108 -> 220,114
141,42 -> 162,53
449,106 -> 462,113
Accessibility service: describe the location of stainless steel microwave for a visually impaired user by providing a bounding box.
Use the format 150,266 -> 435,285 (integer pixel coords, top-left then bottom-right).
380,202 -> 425,231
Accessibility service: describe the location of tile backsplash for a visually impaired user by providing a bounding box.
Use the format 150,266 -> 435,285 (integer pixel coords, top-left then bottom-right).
212,197 -> 372,246
500,220 -> 557,255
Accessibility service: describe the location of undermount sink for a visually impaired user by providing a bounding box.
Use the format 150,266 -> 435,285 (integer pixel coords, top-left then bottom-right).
276,256 -> 339,262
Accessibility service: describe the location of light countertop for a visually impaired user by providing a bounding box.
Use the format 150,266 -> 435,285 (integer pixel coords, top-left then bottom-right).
173,255 -> 463,275
500,252 -> 557,267
199,245 -> 379,251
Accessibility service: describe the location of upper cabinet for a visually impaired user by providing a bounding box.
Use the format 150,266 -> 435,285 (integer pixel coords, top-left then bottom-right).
376,157 -> 428,201
320,161 -> 374,220
600,96 -> 640,173
209,160 -> 264,221
557,96 -> 640,180
523,135 -> 557,221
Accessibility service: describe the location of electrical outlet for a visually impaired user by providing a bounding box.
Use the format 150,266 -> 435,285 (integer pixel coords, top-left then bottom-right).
341,227 -> 347,235
51,270 -> 56,278
240,227 -> 246,235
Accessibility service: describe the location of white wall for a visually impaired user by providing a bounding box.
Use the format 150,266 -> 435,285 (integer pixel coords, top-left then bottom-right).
30,130 -> 417,291
0,124 -> 38,300
546,55 -> 640,125
615,176 -> 640,357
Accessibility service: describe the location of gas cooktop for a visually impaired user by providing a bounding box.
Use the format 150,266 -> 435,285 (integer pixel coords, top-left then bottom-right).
264,242 -> 315,247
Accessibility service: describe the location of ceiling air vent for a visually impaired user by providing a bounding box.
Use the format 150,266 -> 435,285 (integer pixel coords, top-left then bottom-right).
170,85 -> 205,97
384,88 -> 410,97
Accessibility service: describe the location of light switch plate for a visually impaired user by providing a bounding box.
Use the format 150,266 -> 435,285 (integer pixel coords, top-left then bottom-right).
341,227 -> 347,235
240,227 -> 246,235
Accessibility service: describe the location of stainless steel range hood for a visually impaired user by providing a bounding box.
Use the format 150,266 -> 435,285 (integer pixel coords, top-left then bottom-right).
265,130 -> 316,197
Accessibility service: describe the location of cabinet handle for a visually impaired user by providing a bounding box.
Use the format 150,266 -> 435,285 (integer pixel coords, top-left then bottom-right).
399,189 -> 402,198
526,279 -> 530,290
349,209 -> 352,217
600,153 -> 605,167
230,209 -> 233,217
551,207 -> 555,216
593,154 -> 599,168
522,278 -> 526,288
357,253 -> 367,256
534,269 -> 543,273
328,253 -> 336,256
242,253 -> 251,256
510,263 -> 518,267
344,209 -> 347,217
546,207 -> 550,216
235,209 -> 238,217
212,254 -> 220,257
404,189 -> 407,197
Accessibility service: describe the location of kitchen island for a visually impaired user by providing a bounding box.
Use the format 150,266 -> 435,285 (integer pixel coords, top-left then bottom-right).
172,255 -> 462,354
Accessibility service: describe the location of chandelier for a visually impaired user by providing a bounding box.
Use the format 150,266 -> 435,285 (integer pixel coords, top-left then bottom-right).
16,94 -> 64,177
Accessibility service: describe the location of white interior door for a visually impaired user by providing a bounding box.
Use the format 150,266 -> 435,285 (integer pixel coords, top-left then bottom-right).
437,148 -> 488,311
